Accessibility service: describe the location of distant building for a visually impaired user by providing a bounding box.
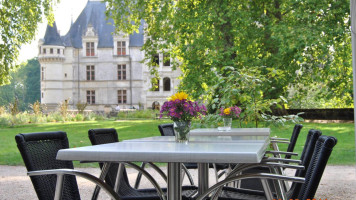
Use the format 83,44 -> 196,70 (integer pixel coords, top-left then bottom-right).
38,0 -> 181,112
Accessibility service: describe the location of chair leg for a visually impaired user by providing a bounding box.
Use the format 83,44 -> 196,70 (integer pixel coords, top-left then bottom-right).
182,164 -> 195,185
134,162 -> 147,189
91,162 -> 111,200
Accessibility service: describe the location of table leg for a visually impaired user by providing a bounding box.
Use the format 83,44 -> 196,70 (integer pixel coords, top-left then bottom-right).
167,162 -> 182,200
198,163 -> 209,195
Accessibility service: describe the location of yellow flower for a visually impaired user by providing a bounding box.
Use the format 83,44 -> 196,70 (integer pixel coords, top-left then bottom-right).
223,108 -> 231,115
169,92 -> 188,101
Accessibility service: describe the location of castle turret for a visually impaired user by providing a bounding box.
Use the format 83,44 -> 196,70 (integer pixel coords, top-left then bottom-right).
38,22 -> 66,111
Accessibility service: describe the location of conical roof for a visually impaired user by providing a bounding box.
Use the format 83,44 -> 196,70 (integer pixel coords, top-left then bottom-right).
43,22 -> 64,46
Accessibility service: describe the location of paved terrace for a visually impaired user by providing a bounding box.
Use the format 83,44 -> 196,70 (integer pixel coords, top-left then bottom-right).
0,165 -> 354,199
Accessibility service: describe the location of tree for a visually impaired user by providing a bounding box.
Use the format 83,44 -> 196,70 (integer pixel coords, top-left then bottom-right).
107,0 -> 351,108
0,0 -> 55,85
0,58 -> 40,110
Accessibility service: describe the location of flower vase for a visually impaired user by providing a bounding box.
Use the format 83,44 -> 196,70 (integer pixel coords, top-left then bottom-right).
223,118 -> 232,131
173,121 -> 191,143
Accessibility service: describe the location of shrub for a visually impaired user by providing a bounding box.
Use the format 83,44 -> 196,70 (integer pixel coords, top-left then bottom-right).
0,106 -> 6,115
58,99 -> 69,117
117,110 -> 159,119
76,101 -> 88,114
75,114 -> 84,121
29,101 -> 42,115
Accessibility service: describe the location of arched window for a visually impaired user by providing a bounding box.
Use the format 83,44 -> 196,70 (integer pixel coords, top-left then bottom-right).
163,77 -> 171,91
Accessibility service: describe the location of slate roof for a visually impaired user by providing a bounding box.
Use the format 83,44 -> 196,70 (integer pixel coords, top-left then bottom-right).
44,1 -> 144,48
43,22 -> 64,46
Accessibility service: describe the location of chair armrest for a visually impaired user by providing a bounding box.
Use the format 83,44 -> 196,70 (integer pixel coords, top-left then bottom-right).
270,140 -> 290,144
270,137 -> 289,141
195,172 -> 305,200
266,150 -> 298,156
262,157 -> 302,164
28,169 -> 120,200
228,162 -> 304,179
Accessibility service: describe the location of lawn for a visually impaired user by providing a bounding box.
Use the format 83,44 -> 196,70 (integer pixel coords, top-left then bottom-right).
0,119 -> 354,166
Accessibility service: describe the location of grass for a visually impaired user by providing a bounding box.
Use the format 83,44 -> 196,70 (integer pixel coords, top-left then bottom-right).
0,119 -> 354,166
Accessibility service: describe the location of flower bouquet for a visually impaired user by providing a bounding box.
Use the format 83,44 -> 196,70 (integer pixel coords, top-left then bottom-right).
219,106 -> 241,131
160,92 -> 207,142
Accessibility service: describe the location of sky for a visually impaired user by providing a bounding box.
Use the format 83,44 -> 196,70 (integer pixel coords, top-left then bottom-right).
18,0 -> 88,63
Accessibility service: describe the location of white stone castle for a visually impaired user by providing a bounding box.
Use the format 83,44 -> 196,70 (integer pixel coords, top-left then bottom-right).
38,0 -> 181,112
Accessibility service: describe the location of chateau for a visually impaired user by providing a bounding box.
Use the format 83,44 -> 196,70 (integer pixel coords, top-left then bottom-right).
38,0 -> 181,112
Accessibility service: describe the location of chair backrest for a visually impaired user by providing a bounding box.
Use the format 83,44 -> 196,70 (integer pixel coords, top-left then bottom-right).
289,135 -> 337,200
285,124 -> 303,159
288,129 -> 321,198
158,123 -> 174,136
88,128 -> 130,189
15,131 -> 80,200
88,128 -> 119,144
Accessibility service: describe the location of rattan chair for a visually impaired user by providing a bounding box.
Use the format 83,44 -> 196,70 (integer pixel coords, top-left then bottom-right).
195,135 -> 337,200
88,128 -> 198,200
15,131 -> 120,200
240,129 -> 321,193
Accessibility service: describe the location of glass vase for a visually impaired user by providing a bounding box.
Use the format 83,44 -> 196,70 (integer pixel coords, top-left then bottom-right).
223,118 -> 232,131
173,121 -> 191,143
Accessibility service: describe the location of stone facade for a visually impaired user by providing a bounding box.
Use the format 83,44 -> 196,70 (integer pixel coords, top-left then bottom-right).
38,0 -> 180,112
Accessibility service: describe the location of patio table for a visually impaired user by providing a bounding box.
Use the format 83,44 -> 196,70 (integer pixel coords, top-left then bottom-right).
56,129 -> 270,200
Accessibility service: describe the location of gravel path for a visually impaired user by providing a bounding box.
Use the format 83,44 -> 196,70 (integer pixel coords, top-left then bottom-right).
0,165 -> 355,200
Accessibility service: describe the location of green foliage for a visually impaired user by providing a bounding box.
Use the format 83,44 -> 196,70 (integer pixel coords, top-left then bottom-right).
117,110 -> 159,119
107,0 -> 352,108
0,0 -> 55,85
0,58 -> 41,110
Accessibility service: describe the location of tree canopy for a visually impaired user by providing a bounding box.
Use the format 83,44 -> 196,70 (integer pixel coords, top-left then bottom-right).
107,0 -> 351,108
0,0 -> 55,85
0,58 -> 40,111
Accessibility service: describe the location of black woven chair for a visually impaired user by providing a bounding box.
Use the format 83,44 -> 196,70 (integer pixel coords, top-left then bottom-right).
240,129 -> 321,193
269,124 -> 303,158
88,128 -> 198,200
15,131 -> 120,200
195,135 -> 337,200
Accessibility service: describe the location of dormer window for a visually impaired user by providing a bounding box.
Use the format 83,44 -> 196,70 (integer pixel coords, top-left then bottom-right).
50,48 -> 53,54
86,42 -> 95,56
57,49 -> 60,54
43,49 -> 46,54
117,41 -> 126,55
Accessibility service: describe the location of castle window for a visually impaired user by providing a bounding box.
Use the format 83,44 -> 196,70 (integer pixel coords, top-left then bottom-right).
41,67 -> 44,80
41,93 -> 44,98
151,78 -> 159,91
117,41 -> 126,55
117,64 -> 126,80
163,53 -> 170,66
86,65 -> 95,81
163,77 -> 171,91
153,54 -> 159,66
43,48 -> 46,54
86,42 -> 95,56
50,48 -> 53,54
86,90 -> 95,104
118,90 -> 127,104
57,49 -> 60,54
39,47 -> 41,54
64,73 -> 67,78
